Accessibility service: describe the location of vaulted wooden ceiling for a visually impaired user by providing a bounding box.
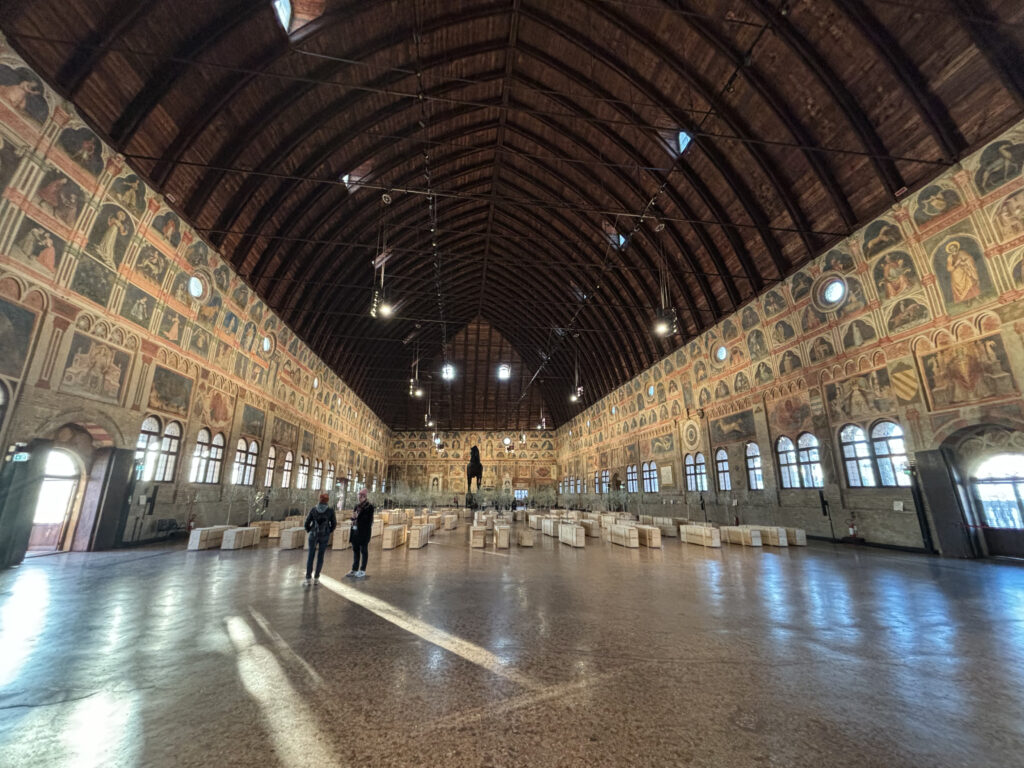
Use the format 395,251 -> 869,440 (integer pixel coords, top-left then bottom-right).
5,0 -> 1023,429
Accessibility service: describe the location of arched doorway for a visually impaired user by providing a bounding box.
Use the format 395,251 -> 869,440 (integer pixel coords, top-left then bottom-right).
27,449 -> 82,553
969,453 -> 1024,558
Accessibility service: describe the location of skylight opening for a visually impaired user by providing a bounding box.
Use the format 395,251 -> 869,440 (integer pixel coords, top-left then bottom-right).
617,233 -> 627,249
272,0 -> 292,31
340,173 -> 352,188
497,363 -> 511,380
677,130 -> 692,154
442,363 -> 455,381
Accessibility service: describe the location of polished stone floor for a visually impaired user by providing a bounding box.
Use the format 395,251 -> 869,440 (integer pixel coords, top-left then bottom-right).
1,526 -> 1022,768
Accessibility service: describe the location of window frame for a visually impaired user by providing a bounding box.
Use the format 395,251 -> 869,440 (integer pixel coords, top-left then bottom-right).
264,445 -> 277,487
715,448 -> 731,491
695,452 -> 708,492
840,424 -> 876,488
871,420 -> 911,488
685,454 -> 696,492
777,436 -> 801,489
626,464 -> 638,493
282,450 -> 294,488
745,442 -> 764,491
297,455 -> 310,489
313,458 -> 323,491
601,469 -> 609,494
189,428 -> 212,484
135,416 -> 162,482
796,432 -> 824,489
642,461 -> 659,493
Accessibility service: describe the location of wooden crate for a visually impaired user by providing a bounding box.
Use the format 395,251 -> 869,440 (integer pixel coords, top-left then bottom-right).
278,527 -> 306,549
610,524 -> 639,548
443,514 -> 458,530
580,520 -> 601,538
428,514 -> 442,530
721,526 -> 762,547
187,525 -> 232,550
639,514 -> 654,525
493,524 -> 511,549
558,523 -> 586,548
303,530 -> 335,549
743,525 -> 788,547
517,528 -> 535,547
220,527 -> 258,550
408,525 -> 430,549
636,525 -> 662,548
529,514 -> 545,530
785,527 -> 807,546
469,526 -> 487,548
382,525 -> 407,550
332,526 -> 351,550
680,525 -> 722,548
541,517 -> 559,537
370,519 -> 384,538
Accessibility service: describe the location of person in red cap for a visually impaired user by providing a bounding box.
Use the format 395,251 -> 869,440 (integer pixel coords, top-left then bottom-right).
303,492 -> 336,585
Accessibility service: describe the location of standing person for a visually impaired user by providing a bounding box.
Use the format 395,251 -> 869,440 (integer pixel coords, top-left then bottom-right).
304,493 -> 336,586
347,488 -> 374,578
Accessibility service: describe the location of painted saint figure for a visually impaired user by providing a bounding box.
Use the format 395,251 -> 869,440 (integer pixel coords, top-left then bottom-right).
95,209 -> 129,267
945,240 -> 980,304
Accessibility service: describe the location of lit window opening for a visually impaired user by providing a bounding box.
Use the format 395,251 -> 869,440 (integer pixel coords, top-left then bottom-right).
272,0 -> 292,30
677,131 -> 692,154
497,363 -> 511,380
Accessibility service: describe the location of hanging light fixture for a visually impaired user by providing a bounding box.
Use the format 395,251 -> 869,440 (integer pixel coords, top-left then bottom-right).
653,232 -> 677,337
569,337 -> 583,403
371,193 -> 393,318
409,343 -> 423,398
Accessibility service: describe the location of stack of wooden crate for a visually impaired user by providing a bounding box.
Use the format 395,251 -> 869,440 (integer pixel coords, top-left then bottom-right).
469,526 -> 487,548
740,525 -> 788,546
580,520 -> 601,538
517,528 -> 535,547
680,524 -> 722,548
370,519 -> 384,538
187,525 -> 233,550
221,527 -> 259,550
609,524 -> 639,548
443,514 -> 458,530
382,525 -> 407,550
278,527 -> 306,549
785,527 -> 808,546
493,524 -> 511,549
408,525 -> 430,549
635,525 -> 662,548
558,523 -> 586,548
720,526 -> 762,546
332,526 -> 351,549
541,517 -> 559,537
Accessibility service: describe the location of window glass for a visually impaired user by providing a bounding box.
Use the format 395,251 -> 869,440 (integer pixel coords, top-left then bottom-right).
840,424 -> 875,487
136,416 -> 161,482
777,436 -> 800,489
626,464 -> 638,493
872,421 -> 911,487
685,454 -> 696,492
716,448 -> 731,491
189,428 -> 212,483
695,453 -> 708,492
745,442 -> 763,490
265,446 -> 277,487
797,433 -> 824,488
282,450 -> 294,488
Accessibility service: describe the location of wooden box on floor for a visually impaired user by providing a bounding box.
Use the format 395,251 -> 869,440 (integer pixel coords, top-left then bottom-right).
517,528 -> 535,547
745,525 -> 788,547
785,527 -> 807,546
332,526 -> 351,550
493,524 -> 511,549
408,525 -> 430,549
469,525 -> 487,548
558,523 -> 586,548
428,513 -> 442,530
186,525 -> 231,550
303,530 -> 336,549
443,514 -> 458,530
609,524 -> 638,548
580,520 -> 601,538
382,525 -> 407,550
371,519 -> 384,538
541,517 -> 559,537
221,527 -> 259,550
279,527 -> 306,549
680,524 -> 722,548
529,514 -> 545,530
635,525 -> 662,548
721,526 -> 762,547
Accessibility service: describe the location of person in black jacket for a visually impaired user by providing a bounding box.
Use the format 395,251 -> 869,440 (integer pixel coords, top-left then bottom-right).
304,493 -> 336,586
347,488 -> 374,578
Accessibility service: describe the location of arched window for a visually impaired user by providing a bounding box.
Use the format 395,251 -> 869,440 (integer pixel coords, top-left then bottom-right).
642,461 -> 659,493
715,448 -> 731,491
871,421 -> 911,487
264,446 -> 277,487
695,453 -> 708,492
777,436 -> 800,489
840,424 -> 876,487
207,433 -> 225,484
232,439 -> 259,486
297,455 -> 310,489
157,422 -> 182,482
232,439 -> 248,485
626,464 -> 638,493
313,459 -> 323,490
745,442 -> 764,490
601,469 -> 609,493
972,454 -> 1024,529
282,450 -> 294,488
326,462 -> 335,490
135,416 -> 161,481
685,454 -> 696,491
594,470 -> 600,493
189,428 -> 211,483
797,432 -> 824,488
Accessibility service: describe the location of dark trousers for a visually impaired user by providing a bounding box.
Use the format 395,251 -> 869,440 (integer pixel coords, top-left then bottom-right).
306,534 -> 329,578
351,539 -> 368,571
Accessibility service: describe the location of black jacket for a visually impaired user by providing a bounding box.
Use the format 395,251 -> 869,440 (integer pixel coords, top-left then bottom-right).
350,500 -> 374,544
304,504 -> 337,538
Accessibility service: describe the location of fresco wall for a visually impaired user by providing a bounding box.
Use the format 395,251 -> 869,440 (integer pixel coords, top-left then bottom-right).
387,430 -> 558,497
0,39 -> 389,541
557,121 -> 1024,550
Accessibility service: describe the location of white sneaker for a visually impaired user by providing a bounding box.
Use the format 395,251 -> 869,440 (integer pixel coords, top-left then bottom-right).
345,570 -> 357,578
355,570 -> 366,578
313,576 -> 320,584
303,578 -> 311,586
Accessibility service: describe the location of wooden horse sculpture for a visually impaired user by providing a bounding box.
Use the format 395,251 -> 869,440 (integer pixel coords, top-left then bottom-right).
466,445 -> 483,496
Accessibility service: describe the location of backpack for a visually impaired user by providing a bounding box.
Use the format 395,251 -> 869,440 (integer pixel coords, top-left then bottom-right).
312,507 -> 332,537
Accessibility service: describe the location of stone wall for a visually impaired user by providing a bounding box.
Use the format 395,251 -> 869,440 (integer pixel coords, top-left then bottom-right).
387,430 -> 558,497
0,39 -> 389,542
557,121 -> 1024,550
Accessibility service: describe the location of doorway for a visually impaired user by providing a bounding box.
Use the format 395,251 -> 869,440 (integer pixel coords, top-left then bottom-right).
27,449 -> 81,552
970,453 -> 1024,558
